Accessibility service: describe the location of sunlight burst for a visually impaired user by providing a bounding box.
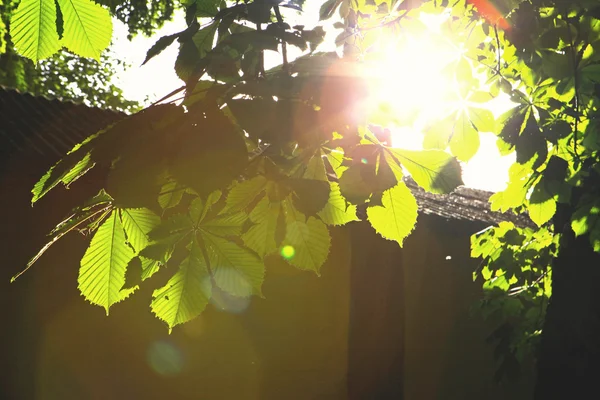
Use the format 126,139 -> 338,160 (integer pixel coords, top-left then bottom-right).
363,31 -> 462,148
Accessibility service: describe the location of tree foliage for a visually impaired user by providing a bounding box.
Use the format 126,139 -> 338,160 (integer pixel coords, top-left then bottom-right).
0,0 -> 177,112
9,0 -> 600,391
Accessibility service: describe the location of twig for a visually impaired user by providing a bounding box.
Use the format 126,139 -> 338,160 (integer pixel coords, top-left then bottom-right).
274,6 -> 289,74
565,15 -> 582,161
257,22 -> 266,77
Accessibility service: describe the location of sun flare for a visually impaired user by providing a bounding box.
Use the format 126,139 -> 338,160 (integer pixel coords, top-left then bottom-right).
362,30 -> 463,149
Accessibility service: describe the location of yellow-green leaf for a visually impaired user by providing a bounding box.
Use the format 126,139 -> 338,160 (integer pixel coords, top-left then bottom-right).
151,238 -> 211,330
389,149 -> 463,194
303,149 -> 328,181
225,176 -> 268,212
528,198 -> 556,227
120,208 -> 160,253
367,182 -> 418,246
202,232 -> 264,297
450,111 -> 480,162
32,152 -> 95,204
243,198 -> 280,257
57,0 -> 112,60
283,216 -> 331,273
78,210 -> 136,314
10,0 -> 61,62
158,180 -> 185,210
318,182 -> 359,225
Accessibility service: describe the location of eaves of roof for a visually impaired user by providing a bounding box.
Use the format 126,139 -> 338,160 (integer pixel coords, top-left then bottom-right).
0,86 -> 124,159
0,87 -> 531,227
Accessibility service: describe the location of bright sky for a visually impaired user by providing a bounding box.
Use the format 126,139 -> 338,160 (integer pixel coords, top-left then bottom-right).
110,1 -> 515,193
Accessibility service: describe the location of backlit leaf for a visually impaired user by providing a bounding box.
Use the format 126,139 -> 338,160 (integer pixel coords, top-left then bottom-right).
32,152 -> 94,204
78,211 -> 136,314
151,238 -> 211,330
243,199 -> 280,257
283,215 -> 331,273
120,208 -> 161,253
57,0 -> 112,60
389,148 -> 463,194
303,149 -> 328,181
10,0 -> 60,62
367,182 -> 418,246
571,198 -> 600,237
528,198 -> 556,227
158,181 -> 185,210
318,182 -> 359,225
450,111 -> 480,162
140,257 -> 162,281
225,176 -> 268,212
200,212 -> 247,237
202,232 -> 264,297
339,164 -> 375,204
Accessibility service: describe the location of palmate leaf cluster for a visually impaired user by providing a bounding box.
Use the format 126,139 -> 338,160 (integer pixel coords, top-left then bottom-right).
322,0 -> 600,378
14,0 -> 469,330
12,1 -> 600,372
443,0 -> 600,379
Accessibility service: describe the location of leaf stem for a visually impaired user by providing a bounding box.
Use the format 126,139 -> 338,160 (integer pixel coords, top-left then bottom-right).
274,6 -> 289,74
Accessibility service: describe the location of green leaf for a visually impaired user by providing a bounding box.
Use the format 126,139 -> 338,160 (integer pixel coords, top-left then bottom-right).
194,0 -> 221,17
32,151 -> 94,204
367,182 -> 418,246
469,107 -> 496,133
50,190 -> 113,236
225,176 -> 268,212
318,182 -> 359,226
450,111 -> 480,162
571,198 -> 600,237
120,208 -> 161,253
10,0 -> 61,62
528,182 -> 556,227
339,164 -> 375,204
190,190 -> 222,225
158,181 -> 185,210
423,116 -> 453,150
151,238 -> 211,330
283,215 -> 331,273
528,198 -> 556,227
56,0 -> 112,60
192,23 -> 217,57
175,39 -> 200,82
143,33 -> 179,65
289,178 -> 331,215
242,198 -> 280,257
319,0 -> 343,20
200,212 -> 247,237
389,149 -> 463,194
12,193 -> 113,282
78,210 -> 136,314
140,256 -> 162,281
202,232 -> 264,297
303,149 -> 328,181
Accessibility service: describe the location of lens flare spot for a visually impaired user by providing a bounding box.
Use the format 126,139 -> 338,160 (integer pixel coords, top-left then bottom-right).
147,341 -> 184,376
211,289 -> 251,314
281,245 -> 295,260
360,158 -> 368,164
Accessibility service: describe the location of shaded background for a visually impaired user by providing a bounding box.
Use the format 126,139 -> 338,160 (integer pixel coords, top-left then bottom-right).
0,89 -> 534,399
